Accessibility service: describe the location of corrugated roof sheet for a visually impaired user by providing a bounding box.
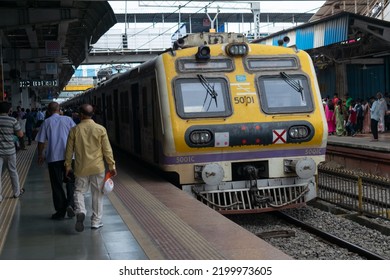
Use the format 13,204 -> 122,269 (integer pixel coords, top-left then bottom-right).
252,12 -> 390,51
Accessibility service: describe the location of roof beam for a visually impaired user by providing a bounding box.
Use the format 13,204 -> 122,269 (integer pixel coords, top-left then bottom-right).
0,8 -> 80,30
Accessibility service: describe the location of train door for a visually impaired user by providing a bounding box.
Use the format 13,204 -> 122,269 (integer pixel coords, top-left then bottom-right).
131,83 -> 141,155
151,79 -> 159,164
140,81 -> 156,163
113,89 -> 120,146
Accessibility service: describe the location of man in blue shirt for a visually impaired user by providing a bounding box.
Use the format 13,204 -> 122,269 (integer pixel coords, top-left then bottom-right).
35,102 -> 76,219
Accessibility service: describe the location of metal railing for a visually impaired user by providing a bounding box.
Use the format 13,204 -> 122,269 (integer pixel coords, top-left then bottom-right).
90,31 -> 173,54
318,164 -> 390,220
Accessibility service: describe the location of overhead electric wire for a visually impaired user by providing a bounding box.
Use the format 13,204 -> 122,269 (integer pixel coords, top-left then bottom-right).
135,0 -> 217,50
93,1 -> 322,65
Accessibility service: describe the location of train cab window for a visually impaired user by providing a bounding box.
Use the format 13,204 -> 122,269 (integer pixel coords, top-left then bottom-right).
257,72 -> 313,114
174,76 -> 232,118
177,59 -> 233,73
247,57 -> 298,71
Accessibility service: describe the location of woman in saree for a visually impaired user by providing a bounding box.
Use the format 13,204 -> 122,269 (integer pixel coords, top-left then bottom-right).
334,99 -> 345,136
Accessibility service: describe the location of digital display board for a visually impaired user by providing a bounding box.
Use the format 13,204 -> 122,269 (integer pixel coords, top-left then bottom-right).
19,79 -> 58,88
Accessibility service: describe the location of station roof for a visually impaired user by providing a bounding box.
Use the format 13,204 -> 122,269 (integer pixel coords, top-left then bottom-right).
253,11 -> 390,68
0,0 -> 315,99
310,0 -> 384,22
0,0 -> 116,97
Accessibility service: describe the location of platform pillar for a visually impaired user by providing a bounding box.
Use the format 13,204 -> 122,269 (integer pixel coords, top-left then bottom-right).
335,63 -> 348,100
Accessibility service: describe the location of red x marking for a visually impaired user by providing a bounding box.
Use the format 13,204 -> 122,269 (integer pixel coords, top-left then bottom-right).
272,129 -> 286,144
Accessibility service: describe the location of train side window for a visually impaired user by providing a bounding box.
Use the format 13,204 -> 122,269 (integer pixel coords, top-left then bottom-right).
174,77 -> 232,118
257,74 -> 314,114
120,91 -> 129,124
106,95 -> 113,121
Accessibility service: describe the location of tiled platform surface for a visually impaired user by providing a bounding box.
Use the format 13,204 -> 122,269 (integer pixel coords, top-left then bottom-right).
327,131 -> 390,151
0,143 -> 147,260
0,143 -> 290,260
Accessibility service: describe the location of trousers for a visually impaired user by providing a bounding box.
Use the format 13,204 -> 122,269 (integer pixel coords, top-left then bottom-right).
74,172 -> 105,224
0,153 -> 21,199
48,160 -> 75,215
371,119 -> 379,140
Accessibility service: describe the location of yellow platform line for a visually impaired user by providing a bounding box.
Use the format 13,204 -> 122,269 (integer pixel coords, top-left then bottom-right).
0,143 -> 36,253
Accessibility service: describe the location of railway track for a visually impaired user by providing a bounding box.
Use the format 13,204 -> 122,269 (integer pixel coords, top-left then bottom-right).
274,211 -> 386,260
229,205 -> 390,260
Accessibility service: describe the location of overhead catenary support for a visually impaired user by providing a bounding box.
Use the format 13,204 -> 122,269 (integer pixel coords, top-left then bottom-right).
205,6 -> 220,33
251,2 -> 261,39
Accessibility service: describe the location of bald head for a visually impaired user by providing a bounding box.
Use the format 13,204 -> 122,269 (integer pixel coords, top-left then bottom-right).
79,104 -> 94,118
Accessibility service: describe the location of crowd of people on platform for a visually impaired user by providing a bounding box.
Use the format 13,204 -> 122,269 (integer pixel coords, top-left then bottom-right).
323,92 -> 390,141
4,106 -> 82,150
0,102 -> 116,233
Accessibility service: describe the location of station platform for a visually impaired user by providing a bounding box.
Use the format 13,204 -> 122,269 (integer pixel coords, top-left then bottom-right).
0,143 -> 289,260
326,131 -> 390,178
327,131 -> 390,152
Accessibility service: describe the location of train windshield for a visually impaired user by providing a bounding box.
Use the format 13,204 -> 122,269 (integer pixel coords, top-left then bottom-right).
174,77 -> 232,118
257,74 -> 314,114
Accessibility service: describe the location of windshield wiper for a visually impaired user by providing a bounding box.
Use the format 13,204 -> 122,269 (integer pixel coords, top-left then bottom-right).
197,74 -> 218,111
280,71 -> 304,100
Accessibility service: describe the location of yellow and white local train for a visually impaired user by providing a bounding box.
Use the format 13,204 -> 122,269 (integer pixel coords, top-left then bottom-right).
64,32 -> 327,214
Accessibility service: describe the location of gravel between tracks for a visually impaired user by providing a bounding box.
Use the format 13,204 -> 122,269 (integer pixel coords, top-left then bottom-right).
228,206 -> 390,260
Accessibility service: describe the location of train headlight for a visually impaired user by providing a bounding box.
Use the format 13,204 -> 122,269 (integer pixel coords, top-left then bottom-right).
195,46 -> 211,60
226,43 -> 249,57
288,126 -> 309,139
190,130 -> 212,144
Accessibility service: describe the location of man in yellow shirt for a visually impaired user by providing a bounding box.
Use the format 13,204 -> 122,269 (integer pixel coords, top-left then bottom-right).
65,104 -> 117,232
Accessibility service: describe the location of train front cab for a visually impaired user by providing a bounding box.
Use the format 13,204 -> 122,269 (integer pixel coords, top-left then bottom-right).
157,34 -> 327,214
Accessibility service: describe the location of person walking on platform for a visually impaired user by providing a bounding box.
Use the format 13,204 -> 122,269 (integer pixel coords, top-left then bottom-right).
35,102 -> 76,220
325,100 -> 335,135
355,99 -> 364,133
334,99 -> 346,136
36,108 -> 45,126
362,99 -> 372,134
376,93 -> 388,133
24,108 -> 36,145
370,92 -> 385,141
13,106 -> 26,150
65,104 -> 117,232
0,102 -> 25,202
345,100 -> 357,136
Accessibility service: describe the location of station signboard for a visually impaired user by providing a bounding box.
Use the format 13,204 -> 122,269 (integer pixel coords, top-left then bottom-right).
19,79 -> 58,88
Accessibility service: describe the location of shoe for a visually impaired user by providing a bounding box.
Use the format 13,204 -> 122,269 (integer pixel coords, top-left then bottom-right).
51,212 -> 65,220
75,213 -> 85,232
91,223 -> 103,229
13,188 -> 25,198
66,206 -> 75,218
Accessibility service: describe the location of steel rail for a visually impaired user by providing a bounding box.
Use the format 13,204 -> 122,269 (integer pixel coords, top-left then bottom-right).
274,211 -> 386,260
